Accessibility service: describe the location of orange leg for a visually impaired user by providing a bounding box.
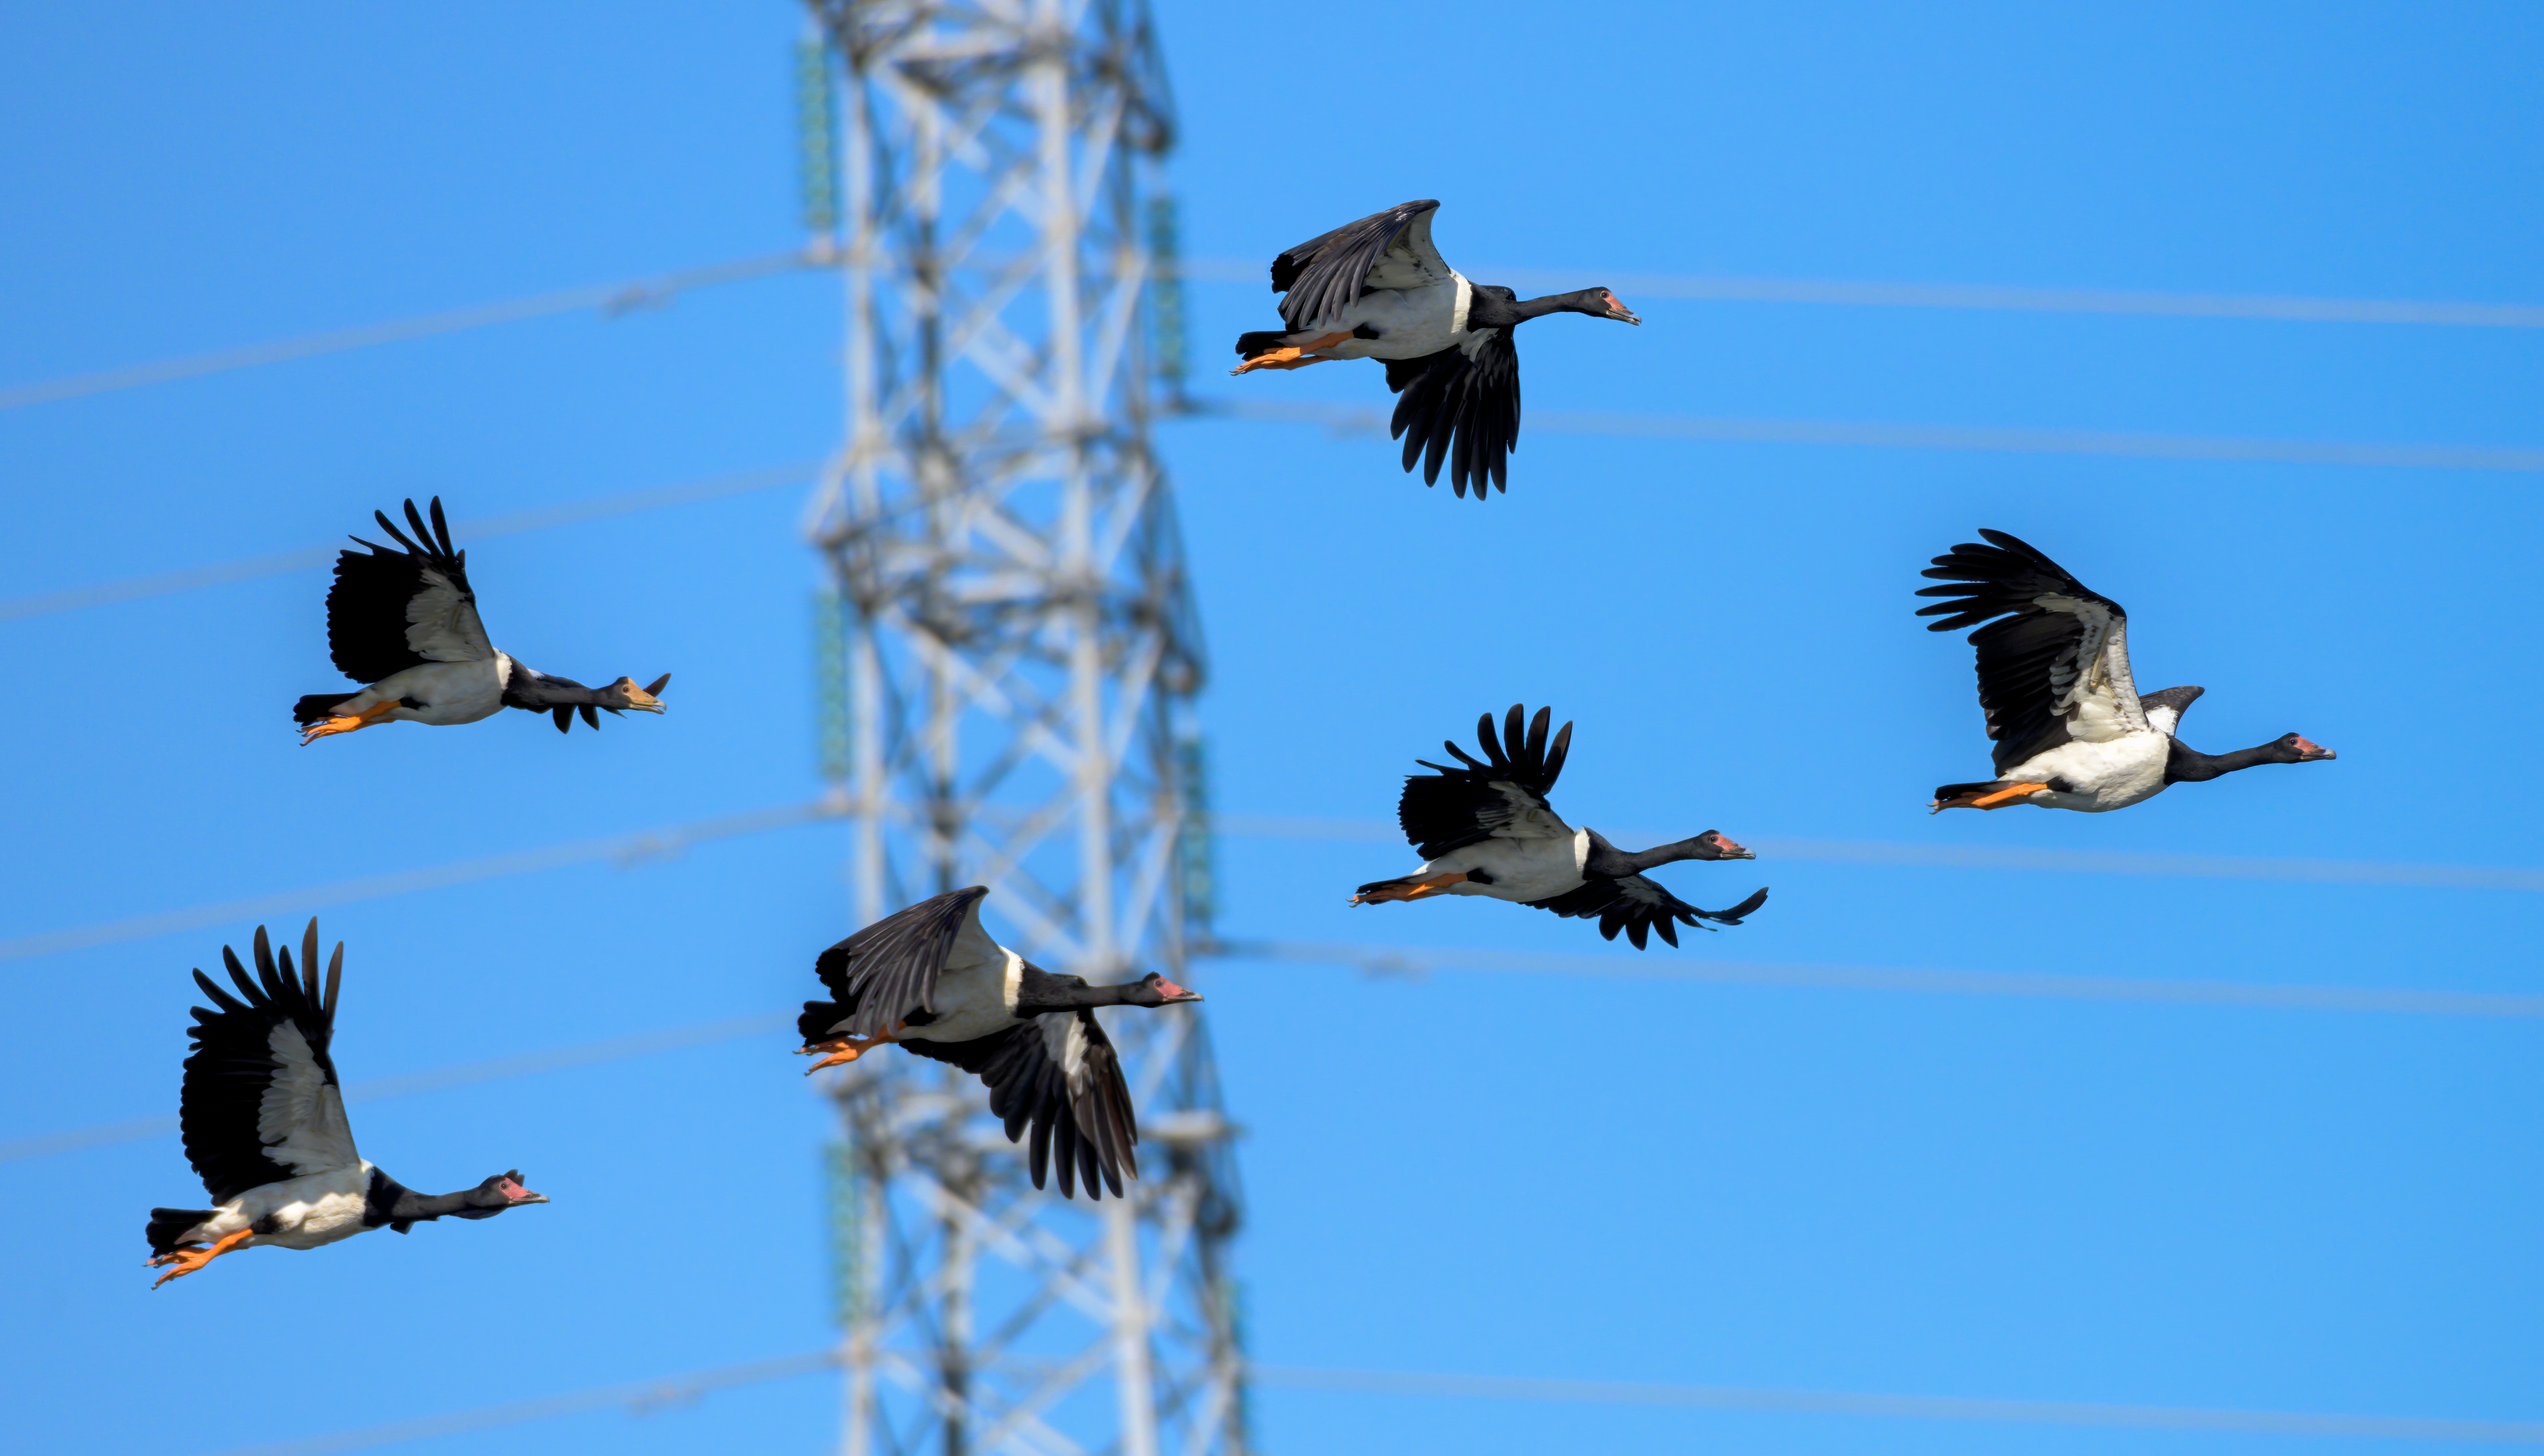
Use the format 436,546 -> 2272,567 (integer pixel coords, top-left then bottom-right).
300,697 -> 404,746
1930,781 -> 2052,813
1349,871 -> 1471,906
147,1226 -> 254,1288
798,1022 -> 906,1075
1231,332 -> 1352,376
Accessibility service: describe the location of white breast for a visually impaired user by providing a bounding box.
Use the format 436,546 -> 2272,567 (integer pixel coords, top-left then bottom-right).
1424,831 -> 1589,902
1321,274 -> 1474,361
906,946 -> 1021,1044
2005,732 -> 2173,812
186,1162 -> 381,1252
373,656 -> 510,726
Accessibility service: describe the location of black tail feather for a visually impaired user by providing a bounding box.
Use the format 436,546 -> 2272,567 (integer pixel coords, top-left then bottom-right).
146,1208 -> 215,1257
293,693 -> 350,725
1931,780 -> 2003,802
1234,330 -> 1292,360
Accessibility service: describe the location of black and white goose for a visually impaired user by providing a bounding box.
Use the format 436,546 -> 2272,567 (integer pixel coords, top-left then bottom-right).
145,921 -> 547,1288
1350,705 -> 1769,948
1230,199 -> 1641,500
795,887 -> 1205,1200
1917,529 -> 2337,813
294,497 -> 670,743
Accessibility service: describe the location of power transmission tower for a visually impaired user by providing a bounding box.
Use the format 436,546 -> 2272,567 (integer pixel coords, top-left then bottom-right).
798,4 -> 1246,1454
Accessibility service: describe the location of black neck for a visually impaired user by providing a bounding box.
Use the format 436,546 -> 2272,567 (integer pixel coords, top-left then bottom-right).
1015,964 -> 1145,1013
503,669 -> 603,706
2164,739 -> 2291,783
1469,288 -> 1602,329
1582,833 -> 1710,878
362,1168 -> 496,1231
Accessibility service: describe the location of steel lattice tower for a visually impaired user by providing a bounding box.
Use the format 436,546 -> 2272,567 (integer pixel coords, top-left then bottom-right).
799,3 -> 1245,1453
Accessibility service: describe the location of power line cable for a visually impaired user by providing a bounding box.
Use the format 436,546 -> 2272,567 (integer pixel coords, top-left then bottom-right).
1171,255 -> 2544,329
16,393 -> 2544,633
191,1349 -> 2544,1454
7,245 -> 2539,419
11,906 -> 2535,1168
1199,399 -> 2544,474
1218,815 -> 2544,894
0,1012 -> 788,1165
0,462 -> 817,624
0,798 -> 844,964
0,249 -> 822,412
201,1351 -> 839,1456
1249,1364 -> 2544,1444
1216,940 -> 2544,1019
4,800 -> 2533,970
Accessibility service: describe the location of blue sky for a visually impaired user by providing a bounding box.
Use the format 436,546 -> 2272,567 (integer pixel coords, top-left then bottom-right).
3,3 -> 2540,1453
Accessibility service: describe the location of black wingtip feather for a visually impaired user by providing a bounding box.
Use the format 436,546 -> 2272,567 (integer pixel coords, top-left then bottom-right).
1705,887 -> 1772,924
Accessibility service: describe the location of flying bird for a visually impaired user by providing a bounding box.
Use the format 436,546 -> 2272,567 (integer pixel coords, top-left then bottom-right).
145,921 -> 548,1288
1916,528 -> 2336,813
795,887 -> 1205,1200
294,496 -> 670,743
1230,199 -> 1641,500
1351,705 -> 1768,948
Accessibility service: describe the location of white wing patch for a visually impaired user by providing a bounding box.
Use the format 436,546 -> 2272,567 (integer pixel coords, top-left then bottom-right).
1486,780 -> 1573,839
2035,593 -> 2148,740
405,566 -> 495,663
1037,1012 -> 1090,1088
257,1021 -> 360,1176
1365,210 -> 1455,293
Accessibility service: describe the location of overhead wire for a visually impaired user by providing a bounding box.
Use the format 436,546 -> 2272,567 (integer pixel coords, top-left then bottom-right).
1203,398 -> 2544,474
1214,940 -> 2544,1019
1217,815 -> 2544,894
4,799 -> 2533,971
193,1349 -> 2544,1455
1169,254 -> 2544,329
9,243 -> 2539,419
9,836 -> 2535,1169
0,461 -> 817,624
0,798 -> 844,964
12,396 -> 2544,635
0,1012 -> 788,1165
0,248 -> 822,412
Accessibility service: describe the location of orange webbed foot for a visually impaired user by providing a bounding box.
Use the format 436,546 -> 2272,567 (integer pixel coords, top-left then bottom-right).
1931,781 -> 2052,812
148,1227 -> 253,1288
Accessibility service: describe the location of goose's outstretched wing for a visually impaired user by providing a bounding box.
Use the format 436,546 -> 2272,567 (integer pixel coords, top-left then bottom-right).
324,497 -> 494,684
1396,704 -> 1575,861
798,886 -> 995,1043
1271,199 -> 1449,332
898,1000 -> 1138,1200
1526,882 -> 1770,950
179,922 -> 356,1204
1384,325 -> 1519,500
1916,528 -> 2146,772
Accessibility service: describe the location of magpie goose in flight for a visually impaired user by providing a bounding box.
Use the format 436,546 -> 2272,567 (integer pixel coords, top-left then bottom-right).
1230,200 -> 1641,500
145,922 -> 547,1288
796,887 -> 1204,1200
294,497 -> 669,743
1917,528 -> 2336,813
1351,705 -> 1768,948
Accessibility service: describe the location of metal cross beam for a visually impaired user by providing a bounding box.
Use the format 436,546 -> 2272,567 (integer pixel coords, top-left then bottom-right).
800,3 -> 1244,1453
